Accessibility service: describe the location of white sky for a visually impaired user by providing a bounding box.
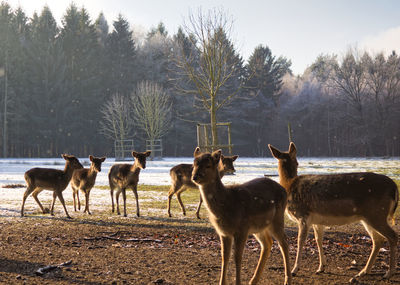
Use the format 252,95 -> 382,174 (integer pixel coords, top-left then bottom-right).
5,0 -> 400,75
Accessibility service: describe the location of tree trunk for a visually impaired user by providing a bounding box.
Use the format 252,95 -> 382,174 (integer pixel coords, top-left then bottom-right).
210,97 -> 218,151
2,49 -> 8,158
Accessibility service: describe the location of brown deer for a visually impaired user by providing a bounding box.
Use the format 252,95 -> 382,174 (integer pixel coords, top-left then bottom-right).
71,155 -> 106,215
21,154 -> 83,219
167,148 -> 238,219
269,142 -> 398,280
192,149 -> 291,285
108,150 -> 151,217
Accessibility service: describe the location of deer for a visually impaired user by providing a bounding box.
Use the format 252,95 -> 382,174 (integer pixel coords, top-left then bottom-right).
192,149 -> 292,285
167,148 -> 238,219
268,142 -> 398,281
71,155 -> 106,215
108,150 -> 151,217
21,154 -> 83,219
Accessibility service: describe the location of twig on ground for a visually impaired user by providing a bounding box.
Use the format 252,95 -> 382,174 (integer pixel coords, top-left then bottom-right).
35,260 -> 72,276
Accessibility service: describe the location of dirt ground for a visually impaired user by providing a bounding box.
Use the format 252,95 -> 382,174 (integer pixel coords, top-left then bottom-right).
1,213 -> 400,285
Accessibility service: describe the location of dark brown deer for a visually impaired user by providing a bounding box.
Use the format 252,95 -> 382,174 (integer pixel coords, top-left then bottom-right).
71,155 -> 106,215
21,154 -> 83,219
167,147 -> 238,218
108,151 -> 151,217
269,142 -> 398,281
192,149 -> 291,285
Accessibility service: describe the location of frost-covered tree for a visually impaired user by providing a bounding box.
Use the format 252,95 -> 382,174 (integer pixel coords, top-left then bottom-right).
131,81 -> 171,142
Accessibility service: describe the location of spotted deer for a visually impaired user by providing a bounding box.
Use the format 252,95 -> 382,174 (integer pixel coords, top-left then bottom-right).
192,149 -> 291,285
71,155 -> 106,215
108,151 -> 151,217
167,148 -> 238,219
21,154 -> 83,219
269,142 -> 398,281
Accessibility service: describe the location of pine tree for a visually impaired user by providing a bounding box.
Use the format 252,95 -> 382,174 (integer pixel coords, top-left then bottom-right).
60,4 -> 102,155
106,14 -> 136,97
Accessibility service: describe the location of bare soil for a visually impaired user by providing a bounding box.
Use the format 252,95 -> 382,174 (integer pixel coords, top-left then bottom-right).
1,213 -> 400,285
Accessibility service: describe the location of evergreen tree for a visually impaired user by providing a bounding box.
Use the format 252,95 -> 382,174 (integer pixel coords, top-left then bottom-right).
106,14 -> 136,97
22,6 -> 66,156
60,4 -> 102,155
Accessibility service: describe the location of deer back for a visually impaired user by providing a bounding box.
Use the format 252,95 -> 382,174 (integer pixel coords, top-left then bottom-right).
109,163 -> 140,188
25,168 -> 70,190
72,156 -> 105,190
170,164 -> 196,188
288,172 -> 398,223
24,154 -> 83,191
269,143 -> 398,225
192,150 -> 287,235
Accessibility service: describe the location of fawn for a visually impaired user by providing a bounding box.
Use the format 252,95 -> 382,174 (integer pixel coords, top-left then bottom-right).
192,149 -> 291,285
21,154 -> 83,219
269,142 -> 398,280
108,150 -> 151,217
167,147 -> 238,218
71,155 -> 106,215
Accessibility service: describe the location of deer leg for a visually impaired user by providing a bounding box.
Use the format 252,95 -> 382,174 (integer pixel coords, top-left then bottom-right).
219,235 -> 233,285
313,224 -> 326,273
50,191 -> 57,216
84,190 -> 91,215
72,187 -> 77,212
233,233 -> 247,285
21,185 -> 35,217
32,188 -> 46,214
115,188 -> 122,215
56,191 -> 71,219
250,231 -> 273,285
132,185 -> 140,217
121,188 -> 128,217
195,193 -> 203,219
109,182 -> 115,213
176,188 -> 186,216
359,221 -> 397,279
167,185 -> 177,217
77,189 -> 81,211
292,219 -> 310,275
270,217 -> 292,285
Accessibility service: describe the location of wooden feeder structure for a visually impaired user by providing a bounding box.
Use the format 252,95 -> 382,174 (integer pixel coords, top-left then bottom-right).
114,139 -> 134,161
196,122 -> 233,154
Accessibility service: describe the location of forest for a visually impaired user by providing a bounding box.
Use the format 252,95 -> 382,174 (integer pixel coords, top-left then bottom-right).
0,2 -> 399,158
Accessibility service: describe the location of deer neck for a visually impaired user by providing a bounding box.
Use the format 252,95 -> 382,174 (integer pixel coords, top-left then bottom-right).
198,176 -> 228,217
217,159 -> 229,178
88,165 -> 98,180
63,162 -> 75,181
278,163 -> 297,191
130,161 -> 141,175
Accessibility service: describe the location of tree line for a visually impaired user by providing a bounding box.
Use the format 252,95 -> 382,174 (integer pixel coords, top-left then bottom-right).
0,2 -> 399,158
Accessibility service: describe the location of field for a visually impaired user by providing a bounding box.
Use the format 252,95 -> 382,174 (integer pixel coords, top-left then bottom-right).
0,156 -> 399,284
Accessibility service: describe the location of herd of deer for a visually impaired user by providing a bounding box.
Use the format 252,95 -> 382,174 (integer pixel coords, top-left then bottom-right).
19,143 -> 398,285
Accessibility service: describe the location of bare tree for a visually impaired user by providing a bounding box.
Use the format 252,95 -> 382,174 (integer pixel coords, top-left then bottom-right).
312,48 -> 374,155
99,93 -> 134,141
173,8 -> 244,149
131,80 -> 171,141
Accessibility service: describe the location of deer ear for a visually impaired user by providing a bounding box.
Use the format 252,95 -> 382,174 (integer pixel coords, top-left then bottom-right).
145,151 -> 151,157
268,144 -> 283,159
101,157 -> 106,162
232,155 -> 239,161
89,155 -> 94,161
289,142 -> 297,157
131,151 -> 138,158
193,147 -> 201,157
212,149 -> 222,163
